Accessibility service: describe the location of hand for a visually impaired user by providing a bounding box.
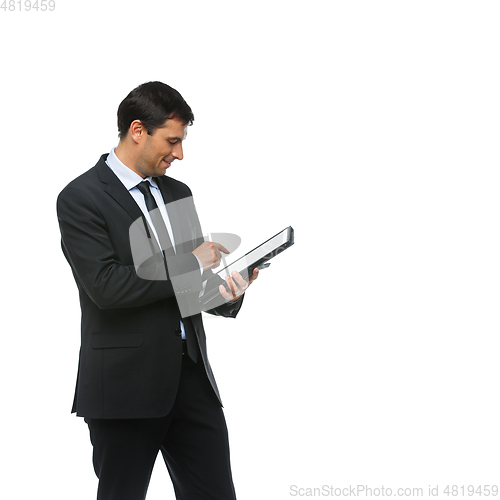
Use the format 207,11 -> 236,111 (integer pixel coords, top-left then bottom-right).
192,241 -> 230,271
219,268 -> 259,303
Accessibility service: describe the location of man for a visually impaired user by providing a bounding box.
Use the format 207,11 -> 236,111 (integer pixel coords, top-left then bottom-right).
57,81 -> 258,500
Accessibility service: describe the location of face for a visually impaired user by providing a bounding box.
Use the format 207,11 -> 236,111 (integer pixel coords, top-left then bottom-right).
135,118 -> 187,178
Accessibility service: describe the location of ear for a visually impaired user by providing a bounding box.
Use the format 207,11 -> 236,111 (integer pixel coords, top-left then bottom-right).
129,120 -> 146,144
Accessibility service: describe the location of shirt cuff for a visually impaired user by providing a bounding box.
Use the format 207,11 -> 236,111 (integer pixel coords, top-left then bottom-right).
193,254 -> 204,275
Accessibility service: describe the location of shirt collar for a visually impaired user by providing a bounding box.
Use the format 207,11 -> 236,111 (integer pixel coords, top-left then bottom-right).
105,148 -> 159,191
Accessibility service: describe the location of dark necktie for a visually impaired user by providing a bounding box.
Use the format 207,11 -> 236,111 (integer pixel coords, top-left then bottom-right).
136,181 -> 175,257
136,180 -> 198,362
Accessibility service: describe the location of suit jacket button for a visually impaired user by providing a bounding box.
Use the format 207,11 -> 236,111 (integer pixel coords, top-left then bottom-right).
175,328 -> 182,336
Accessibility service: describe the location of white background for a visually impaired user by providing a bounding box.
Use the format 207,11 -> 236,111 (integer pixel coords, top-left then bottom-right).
1,1 -> 499,498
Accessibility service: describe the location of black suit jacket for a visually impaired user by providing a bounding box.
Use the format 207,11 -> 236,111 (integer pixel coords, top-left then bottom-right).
57,154 -> 242,419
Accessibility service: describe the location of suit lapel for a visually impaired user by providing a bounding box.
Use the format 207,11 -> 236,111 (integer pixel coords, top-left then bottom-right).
157,177 -> 186,254
157,177 -> 175,204
95,155 -> 144,223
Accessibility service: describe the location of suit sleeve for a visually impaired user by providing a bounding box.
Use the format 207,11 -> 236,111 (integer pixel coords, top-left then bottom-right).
204,292 -> 244,318
57,186 -> 177,309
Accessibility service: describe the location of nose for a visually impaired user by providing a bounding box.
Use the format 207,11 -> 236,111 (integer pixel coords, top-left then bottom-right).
172,142 -> 183,161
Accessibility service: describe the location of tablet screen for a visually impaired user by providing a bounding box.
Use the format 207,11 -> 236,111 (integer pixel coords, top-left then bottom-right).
215,227 -> 290,277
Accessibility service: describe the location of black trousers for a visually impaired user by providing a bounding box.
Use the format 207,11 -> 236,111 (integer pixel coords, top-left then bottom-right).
85,351 -> 237,500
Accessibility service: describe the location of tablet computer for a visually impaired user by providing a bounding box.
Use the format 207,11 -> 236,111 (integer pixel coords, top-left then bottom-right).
201,226 -> 294,304
218,226 -> 294,279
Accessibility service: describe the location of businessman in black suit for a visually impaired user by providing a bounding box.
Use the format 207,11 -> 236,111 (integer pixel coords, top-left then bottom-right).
57,82 -> 258,500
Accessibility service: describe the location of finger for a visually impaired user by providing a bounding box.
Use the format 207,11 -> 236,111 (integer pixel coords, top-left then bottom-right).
226,274 -> 242,297
225,275 -> 237,295
212,242 -> 230,254
231,271 -> 248,290
249,268 -> 259,284
210,246 -> 221,265
219,284 -> 232,301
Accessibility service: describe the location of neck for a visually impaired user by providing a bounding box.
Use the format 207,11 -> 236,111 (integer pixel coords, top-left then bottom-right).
115,142 -> 145,178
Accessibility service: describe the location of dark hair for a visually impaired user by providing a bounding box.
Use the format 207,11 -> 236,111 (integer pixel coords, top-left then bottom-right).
117,81 -> 194,138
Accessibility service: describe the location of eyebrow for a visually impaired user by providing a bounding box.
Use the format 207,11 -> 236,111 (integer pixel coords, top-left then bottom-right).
167,136 -> 184,141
